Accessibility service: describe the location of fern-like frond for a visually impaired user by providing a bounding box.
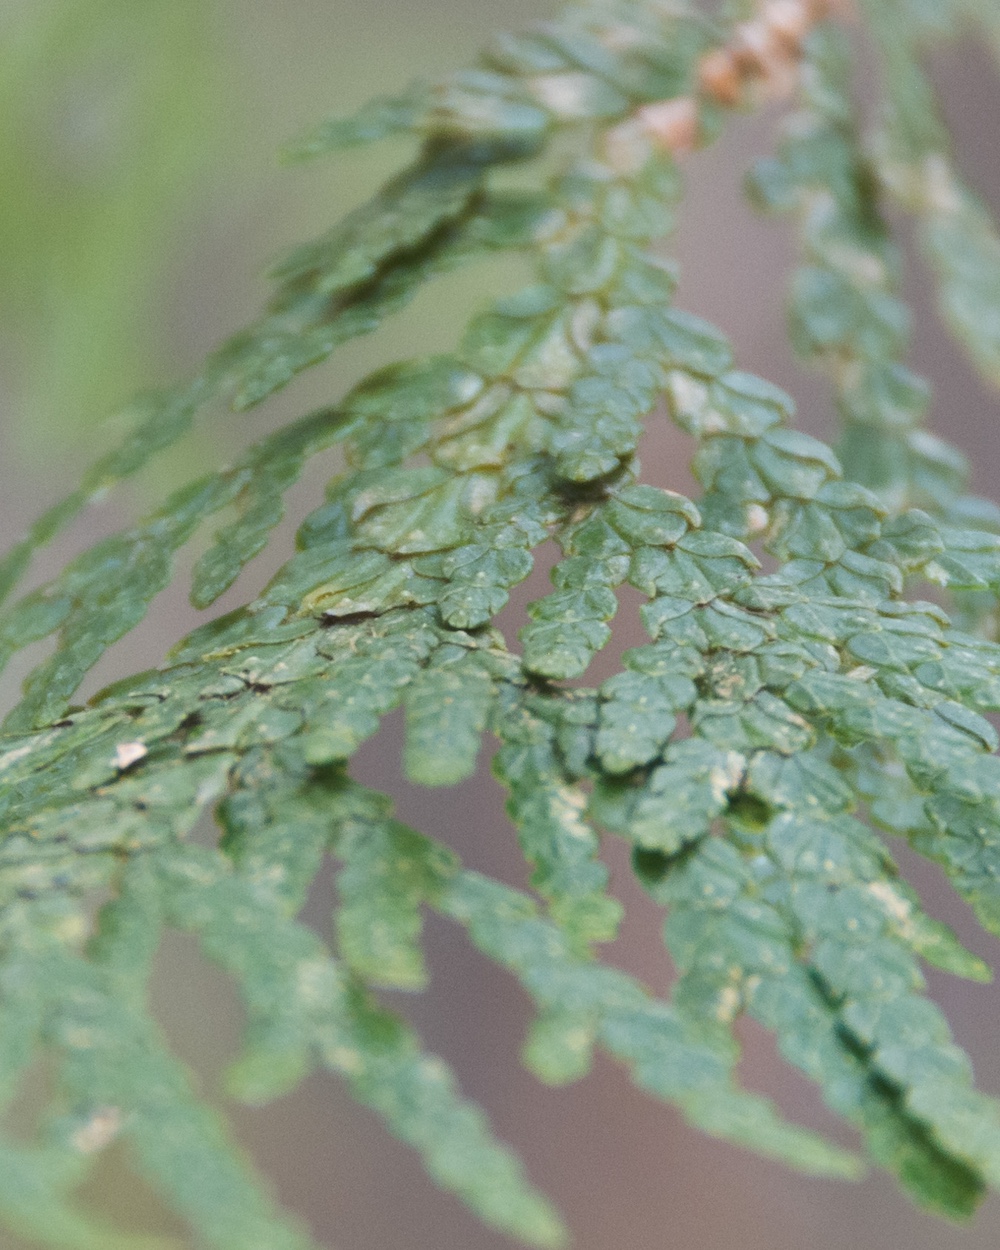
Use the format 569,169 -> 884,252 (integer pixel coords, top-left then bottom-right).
862,0 -> 1000,393
4,2 -> 1000,1247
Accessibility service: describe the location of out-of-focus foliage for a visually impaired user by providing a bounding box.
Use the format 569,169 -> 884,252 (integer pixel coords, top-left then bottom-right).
4,1 -> 1000,1247
0,0 -> 220,447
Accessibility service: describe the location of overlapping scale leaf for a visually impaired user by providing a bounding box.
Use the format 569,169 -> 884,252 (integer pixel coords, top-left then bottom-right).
659,297 -> 1000,606
493,687 -> 621,943
0,177 -> 548,620
749,21 -> 997,539
780,652 -> 1000,934
403,641 -> 500,785
158,842 -> 562,1248
641,808 -> 999,1218
861,0 -> 1000,391
0,195 -> 551,726
0,877 -> 319,1250
441,868 -> 859,1177
332,792 -> 457,990
287,83 -> 432,159
190,408 -> 352,608
523,486 -> 701,680
437,501 -> 545,628
6,1 -> 1000,1244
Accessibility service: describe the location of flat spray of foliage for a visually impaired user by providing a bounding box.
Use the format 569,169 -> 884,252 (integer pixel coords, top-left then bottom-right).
4,0 -> 1000,1245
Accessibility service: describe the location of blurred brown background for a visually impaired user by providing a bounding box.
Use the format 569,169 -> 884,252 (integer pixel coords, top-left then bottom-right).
1,3 -> 1000,1248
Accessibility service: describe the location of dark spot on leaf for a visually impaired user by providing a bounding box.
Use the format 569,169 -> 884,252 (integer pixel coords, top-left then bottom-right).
631,841 -> 701,885
631,846 -> 671,885
725,790 -> 772,830
321,610 -> 383,626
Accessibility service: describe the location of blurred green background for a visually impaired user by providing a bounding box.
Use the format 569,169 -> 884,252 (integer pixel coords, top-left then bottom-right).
2,3 -> 1000,1249
0,0 -> 549,465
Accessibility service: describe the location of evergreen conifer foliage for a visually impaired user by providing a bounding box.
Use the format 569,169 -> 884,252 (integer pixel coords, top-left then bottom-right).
4,1 -> 1000,1245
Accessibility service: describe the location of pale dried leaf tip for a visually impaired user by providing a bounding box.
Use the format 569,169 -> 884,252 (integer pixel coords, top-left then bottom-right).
698,0 -> 830,106
762,0 -> 814,46
114,741 -> 148,770
698,49 -> 744,106
72,1107 -> 123,1154
636,99 -> 699,155
746,504 -> 770,534
603,97 -> 698,173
